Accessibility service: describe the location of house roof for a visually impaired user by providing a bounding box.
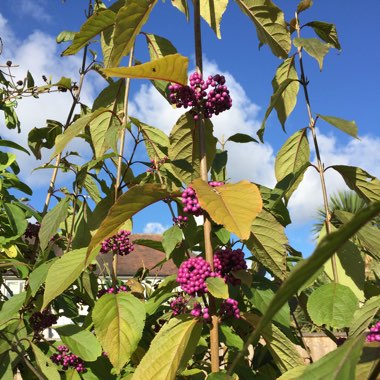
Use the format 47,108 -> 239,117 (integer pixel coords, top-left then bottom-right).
96,234 -> 178,277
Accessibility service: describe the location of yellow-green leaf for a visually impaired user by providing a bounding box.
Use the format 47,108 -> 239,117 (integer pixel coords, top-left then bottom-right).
108,0 -> 158,67
62,10 -> 116,56
236,0 -> 290,59
200,0 -> 228,39
86,184 -> 174,259
192,179 -> 262,240
171,0 -> 189,20
317,114 -> 358,139
132,316 -> 202,380
31,343 -> 60,380
305,21 -> 341,50
93,293 -> 145,373
206,277 -> 229,299
1,245 -> 18,258
272,57 -> 299,128
293,37 -> 330,71
103,54 -> 188,86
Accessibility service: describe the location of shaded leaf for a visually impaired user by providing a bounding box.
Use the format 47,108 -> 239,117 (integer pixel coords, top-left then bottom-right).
305,21 -> 341,50
132,316 -> 202,380
55,324 -> 102,362
206,277 -> 229,299
236,0 -> 290,58
108,0 -> 158,67
297,0 -> 313,14
4,203 -> 27,237
42,249 -> 86,309
331,166 -> 380,203
31,343 -> 60,380
200,0 -> 228,39
103,54 -> 188,86
93,293 -> 145,373
307,283 -> 358,328
63,10 -> 116,56
246,210 -> 288,279
39,198 -> 70,251
192,179 -> 262,240
0,139 -> 30,156
29,260 -> 56,297
162,225 -> 183,257
293,37 -> 330,71
0,292 -> 26,327
317,114 -> 358,139
226,133 -> 258,144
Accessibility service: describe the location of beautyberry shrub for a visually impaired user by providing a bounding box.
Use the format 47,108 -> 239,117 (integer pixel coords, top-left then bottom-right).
100,230 -> 134,256
50,345 -> 86,373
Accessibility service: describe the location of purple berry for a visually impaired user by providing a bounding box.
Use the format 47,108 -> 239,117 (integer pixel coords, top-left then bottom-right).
220,298 -> 240,319
100,230 -> 134,256
181,187 -> 202,216
213,248 -> 247,285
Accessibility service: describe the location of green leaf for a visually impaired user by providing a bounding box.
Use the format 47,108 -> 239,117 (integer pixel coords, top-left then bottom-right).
42,249 -> 86,309
296,0 -> 313,14
206,277 -> 229,299
62,10 -> 116,56
246,210 -> 288,279
132,316 -> 202,380
349,295 -> 380,339
200,0 -> 228,39
103,54 -> 188,86
258,78 -> 298,141
171,0 -> 190,20
324,239 -> 365,301
52,108 -> 109,158
233,201 -> 380,366
162,225 -> 183,257
87,184 -> 173,259
0,152 -> 16,171
93,293 -> 145,373
192,179 -> 262,240
39,198 -> 70,251
133,239 -> 165,252
305,21 -> 341,50
55,324 -> 102,362
275,128 -> 310,201
31,343 -> 60,380
108,0 -> 158,67
307,283 -> 358,328
214,227 -> 231,244
56,30 -> 76,44
207,373 -> 234,380
297,335 -> 364,380
29,259 -> 56,297
355,343 -> 380,380
331,166 -> 380,203
293,37 -> 330,71
272,57 -> 299,128
0,139 -> 30,155
226,133 -> 258,144
169,112 -> 217,185
3,203 -> 27,237
220,325 -> 244,351
244,313 -> 304,372
236,0 -> 290,59
317,114 -> 358,139
0,292 -> 26,327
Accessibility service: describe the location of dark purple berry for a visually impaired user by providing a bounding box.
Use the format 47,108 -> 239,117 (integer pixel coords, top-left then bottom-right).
213,248 -> 247,285
100,230 -> 134,256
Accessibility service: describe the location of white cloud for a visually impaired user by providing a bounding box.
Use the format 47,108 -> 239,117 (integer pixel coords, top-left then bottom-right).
130,58 -> 276,187
143,222 -> 168,234
0,13 -> 100,188
288,132 -> 380,224
18,0 -> 51,23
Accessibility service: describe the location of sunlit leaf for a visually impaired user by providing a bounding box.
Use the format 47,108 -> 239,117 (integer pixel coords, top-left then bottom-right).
162,225 -> 183,257
0,292 -> 26,327
200,0 -> 228,39
296,0 -> 313,14
317,114 -> 358,139
62,10 -> 116,55
103,54 -> 188,86
192,179 -> 263,240
171,0 -> 190,20
293,37 -> 330,71
206,277 -> 229,299
108,0 -> 158,67
31,343 -> 60,380
93,293 -> 145,373
132,316 -> 202,380
42,249 -> 86,310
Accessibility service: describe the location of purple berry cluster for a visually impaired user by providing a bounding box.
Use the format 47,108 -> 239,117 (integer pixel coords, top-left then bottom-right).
220,298 -> 241,319
170,296 -> 187,316
168,72 -> 232,120
147,156 -> 168,174
214,248 -> 247,285
30,310 -> 58,334
366,321 -> 380,342
50,345 -> 86,373
97,284 -> 128,298
182,187 -> 202,216
209,181 -> 224,187
173,215 -> 188,227
176,257 -> 213,295
24,222 -> 40,239
100,230 -> 134,256
191,302 -> 210,321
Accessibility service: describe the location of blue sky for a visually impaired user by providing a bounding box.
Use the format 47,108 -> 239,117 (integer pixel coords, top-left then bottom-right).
1,0 -> 380,256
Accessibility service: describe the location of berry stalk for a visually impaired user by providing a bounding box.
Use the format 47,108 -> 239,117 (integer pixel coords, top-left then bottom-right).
193,0 -> 220,372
